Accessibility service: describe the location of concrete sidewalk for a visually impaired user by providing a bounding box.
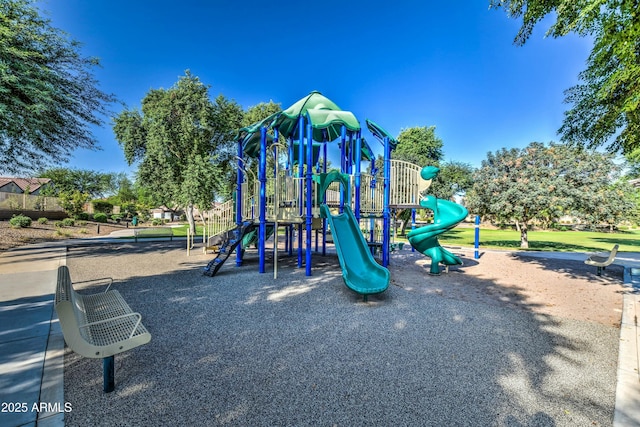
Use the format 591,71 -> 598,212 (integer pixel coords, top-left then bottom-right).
0,241 -> 639,426
0,245 -> 66,427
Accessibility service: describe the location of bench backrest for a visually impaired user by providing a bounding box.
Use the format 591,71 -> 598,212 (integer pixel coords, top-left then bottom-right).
55,266 -> 97,357
607,244 -> 619,262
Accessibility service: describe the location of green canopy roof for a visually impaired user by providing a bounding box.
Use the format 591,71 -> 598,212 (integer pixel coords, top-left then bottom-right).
238,111 -> 280,158
275,91 -> 361,141
291,141 -> 323,166
359,137 -> 375,161
236,93 -> 376,161
365,119 -> 398,149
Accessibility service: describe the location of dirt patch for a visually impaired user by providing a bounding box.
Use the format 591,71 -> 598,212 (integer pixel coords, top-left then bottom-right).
391,248 -> 627,327
0,220 -> 125,252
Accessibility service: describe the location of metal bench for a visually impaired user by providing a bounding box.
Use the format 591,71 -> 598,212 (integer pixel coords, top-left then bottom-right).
54,266 -> 151,393
584,244 -> 619,276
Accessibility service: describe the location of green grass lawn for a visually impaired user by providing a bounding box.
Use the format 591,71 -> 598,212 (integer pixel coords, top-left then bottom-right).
416,227 -> 640,252
170,224 -> 203,237
164,223 -> 640,252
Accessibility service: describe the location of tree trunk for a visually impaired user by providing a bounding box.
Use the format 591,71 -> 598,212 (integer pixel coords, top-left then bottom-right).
399,219 -> 407,236
186,204 -> 196,235
520,221 -> 529,248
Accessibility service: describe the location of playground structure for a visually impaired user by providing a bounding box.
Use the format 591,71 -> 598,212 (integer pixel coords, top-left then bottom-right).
202,91 -> 468,297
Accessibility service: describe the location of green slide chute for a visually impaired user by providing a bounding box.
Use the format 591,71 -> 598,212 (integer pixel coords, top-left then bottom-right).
407,195 -> 468,275
321,204 -> 390,300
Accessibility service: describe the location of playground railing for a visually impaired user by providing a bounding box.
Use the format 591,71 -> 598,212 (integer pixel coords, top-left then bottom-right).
236,160 -> 427,224
208,199 -> 235,237
389,160 -> 425,207
360,173 -> 383,216
241,182 -> 256,221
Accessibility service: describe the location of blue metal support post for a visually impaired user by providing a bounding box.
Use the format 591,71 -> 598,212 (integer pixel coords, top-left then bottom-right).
297,116 -> 304,268
103,356 -> 114,393
236,138 -> 244,266
322,142 -> 327,256
354,130 -> 362,221
382,136 -> 391,267
305,115 -> 313,276
339,125 -> 346,213
474,215 -> 480,259
258,126 -> 267,273
411,208 -> 416,252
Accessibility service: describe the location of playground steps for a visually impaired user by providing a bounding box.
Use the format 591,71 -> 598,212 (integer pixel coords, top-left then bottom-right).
203,222 -> 256,277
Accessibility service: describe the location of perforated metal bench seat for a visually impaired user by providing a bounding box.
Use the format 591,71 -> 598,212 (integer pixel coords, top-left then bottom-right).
55,266 -> 151,392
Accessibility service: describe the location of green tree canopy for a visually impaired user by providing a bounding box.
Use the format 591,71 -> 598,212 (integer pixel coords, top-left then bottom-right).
430,161 -> 475,201
466,141 -> 631,247
39,167 -> 119,199
112,71 -> 242,232
0,0 -> 116,173
241,100 -> 281,128
392,126 -> 444,167
491,0 -> 640,160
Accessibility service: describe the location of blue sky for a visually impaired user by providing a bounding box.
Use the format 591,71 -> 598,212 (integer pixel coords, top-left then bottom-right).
42,0 -> 593,175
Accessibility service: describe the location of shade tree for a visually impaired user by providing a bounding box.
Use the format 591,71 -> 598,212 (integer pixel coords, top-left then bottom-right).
0,0 -> 116,173
491,0 -> 640,160
112,71 -> 243,233
466,141 -> 632,248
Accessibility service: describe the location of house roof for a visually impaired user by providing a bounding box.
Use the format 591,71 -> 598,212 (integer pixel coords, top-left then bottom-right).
0,177 -> 51,193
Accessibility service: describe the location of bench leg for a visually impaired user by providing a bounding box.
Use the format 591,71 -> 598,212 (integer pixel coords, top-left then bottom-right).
103,356 -> 115,393
597,266 -> 602,276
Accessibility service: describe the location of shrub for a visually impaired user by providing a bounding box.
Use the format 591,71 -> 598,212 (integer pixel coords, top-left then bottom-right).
78,228 -> 88,234
59,190 -> 90,218
76,212 -> 89,221
9,215 -> 32,228
93,213 -> 108,223
37,217 -> 48,224
76,220 -> 87,226
92,200 -> 113,214
55,229 -> 71,237
111,214 -> 122,222
151,218 -> 163,226
54,221 -> 64,228
62,218 -> 75,227
121,203 -> 137,218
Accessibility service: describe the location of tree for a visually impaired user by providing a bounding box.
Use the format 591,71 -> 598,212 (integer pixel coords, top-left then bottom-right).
0,0 -> 116,173
241,100 -> 281,128
431,161 -> 475,201
58,190 -> 90,218
466,141 -> 629,248
39,168 -> 118,199
390,126 -> 446,234
392,126 -> 444,167
491,0 -> 640,159
565,158 -> 635,231
112,71 -> 243,233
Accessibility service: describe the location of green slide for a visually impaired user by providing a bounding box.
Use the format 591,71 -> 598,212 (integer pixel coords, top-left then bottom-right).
321,204 -> 390,300
407,195 -> 468,275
